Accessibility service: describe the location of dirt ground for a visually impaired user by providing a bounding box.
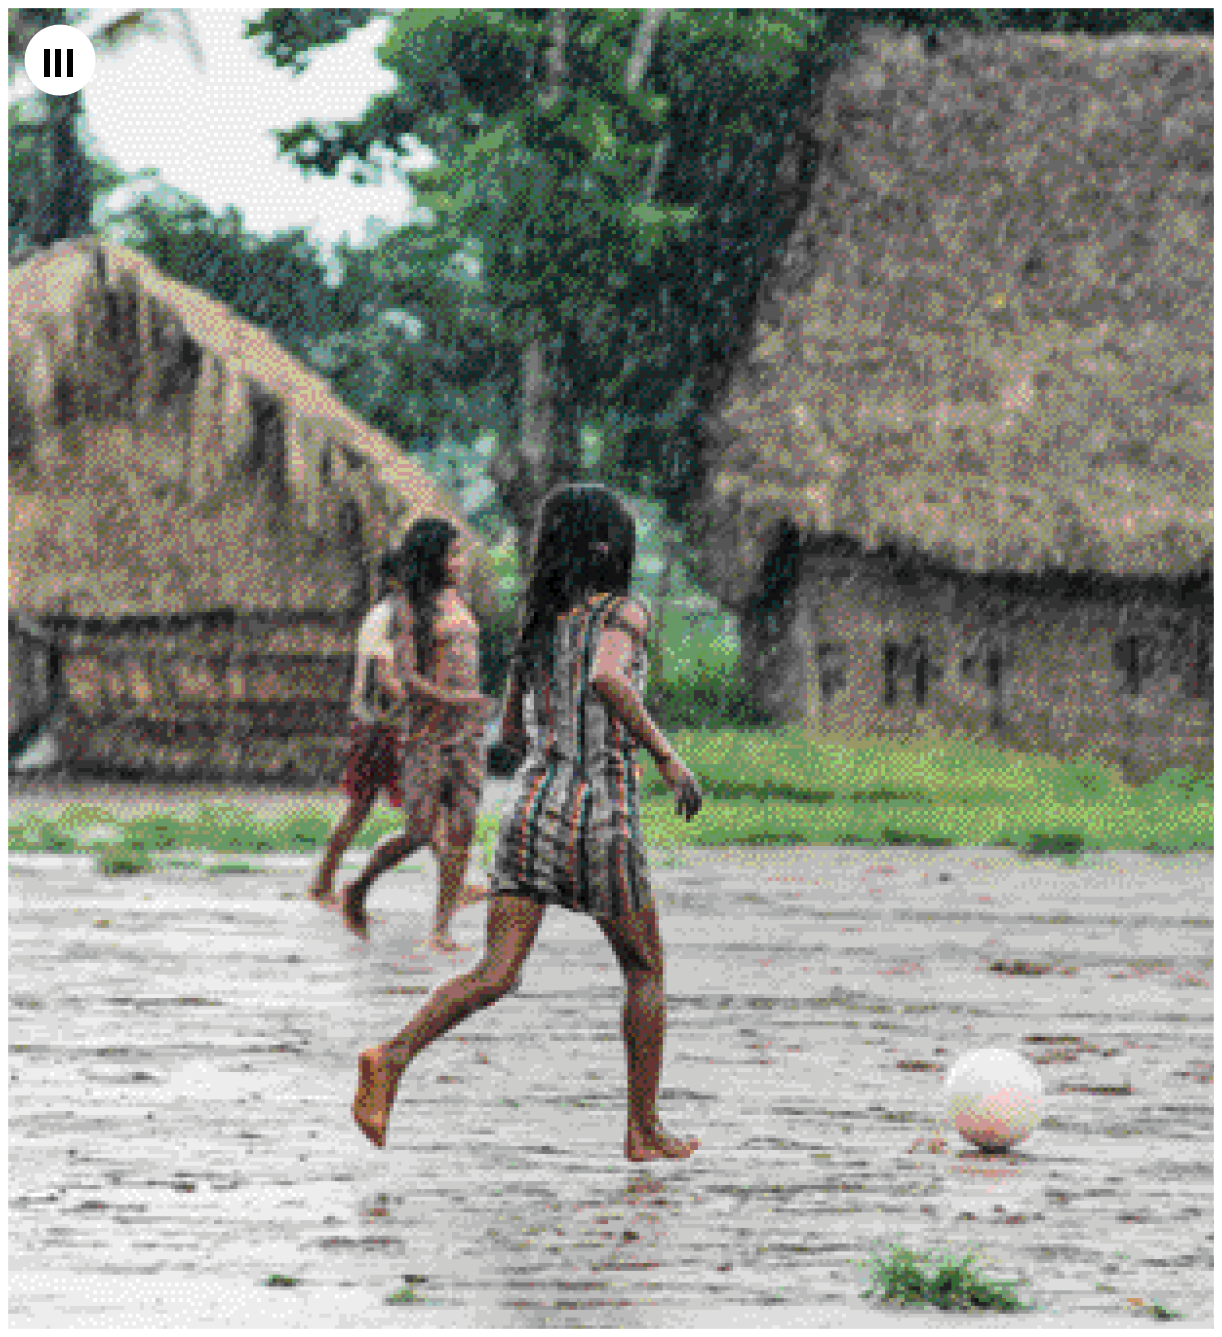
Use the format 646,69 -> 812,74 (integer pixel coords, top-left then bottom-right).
8,783 -> 1213,1328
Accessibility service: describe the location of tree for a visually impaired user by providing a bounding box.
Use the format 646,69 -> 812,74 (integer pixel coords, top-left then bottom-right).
112,183 -> 341,364
248,9 -> 827,562
7,7 -> 204,254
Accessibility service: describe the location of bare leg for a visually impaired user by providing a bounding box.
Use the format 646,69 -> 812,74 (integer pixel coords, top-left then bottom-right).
308,793 -> 373,905
431,807 -> 482,952
340,798 -> 439,941
353,894 -> 544,1146
598,905 -> 699,1162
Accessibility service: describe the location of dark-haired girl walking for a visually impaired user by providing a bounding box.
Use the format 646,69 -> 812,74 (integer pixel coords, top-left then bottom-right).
340,518 -> 495,951
353,484 -> 703,1161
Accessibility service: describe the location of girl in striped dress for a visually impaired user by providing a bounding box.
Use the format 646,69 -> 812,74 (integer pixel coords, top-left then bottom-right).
352,483 -> 703,1161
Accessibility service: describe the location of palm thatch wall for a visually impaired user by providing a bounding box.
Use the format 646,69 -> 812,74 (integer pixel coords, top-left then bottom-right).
9,236 -> 495,620
692,30 -> 1211,605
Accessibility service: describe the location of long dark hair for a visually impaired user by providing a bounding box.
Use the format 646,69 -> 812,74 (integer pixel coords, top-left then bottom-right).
398,517 -> 459,675
512,483 -> 637,682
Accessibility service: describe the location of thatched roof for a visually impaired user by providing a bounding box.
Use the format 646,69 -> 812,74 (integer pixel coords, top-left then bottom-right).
9,237 -> 496,619
696,31 -> 1212,606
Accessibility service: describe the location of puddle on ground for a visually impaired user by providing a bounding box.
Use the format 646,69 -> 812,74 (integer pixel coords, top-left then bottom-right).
8,844 -> 1213,1328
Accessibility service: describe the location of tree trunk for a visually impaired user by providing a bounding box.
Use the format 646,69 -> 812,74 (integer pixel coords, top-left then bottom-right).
490,10 -> 668,569
490,341 -> 553,568
626,10 -> 667,92
34,89 -> 90,246
490,11 -> 571,568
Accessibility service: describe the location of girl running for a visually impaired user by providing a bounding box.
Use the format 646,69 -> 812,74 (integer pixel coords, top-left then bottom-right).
340,519 -> 495,952
352,483 -> 703,1161
308,550 -> 419,906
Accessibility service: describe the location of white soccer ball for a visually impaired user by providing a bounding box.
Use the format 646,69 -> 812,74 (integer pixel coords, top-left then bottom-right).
945,1047 -> 1044,1152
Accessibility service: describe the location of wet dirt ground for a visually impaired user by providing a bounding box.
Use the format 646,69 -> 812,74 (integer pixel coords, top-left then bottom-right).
8,785 -> 1213,1328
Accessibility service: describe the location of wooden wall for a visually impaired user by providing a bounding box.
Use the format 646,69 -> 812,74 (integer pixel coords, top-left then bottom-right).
38,611 -> 359,784
758,543 -> 1211,781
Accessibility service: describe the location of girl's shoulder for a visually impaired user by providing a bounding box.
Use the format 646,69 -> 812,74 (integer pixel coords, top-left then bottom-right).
603,593 -> 652,639
435,588 -> 476,629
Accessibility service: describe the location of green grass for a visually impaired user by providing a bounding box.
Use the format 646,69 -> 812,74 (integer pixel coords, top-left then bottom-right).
861,1243 -> 1033,1312
95,842 -> 154,877
9,734 -> 1211,860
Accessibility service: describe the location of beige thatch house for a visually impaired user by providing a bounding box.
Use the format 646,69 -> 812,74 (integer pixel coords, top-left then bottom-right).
9,237 -> 494,780
690,30 -> 1212,780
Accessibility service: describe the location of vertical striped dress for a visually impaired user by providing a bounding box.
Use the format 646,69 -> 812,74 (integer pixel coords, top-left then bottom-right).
489,592 -> 653,920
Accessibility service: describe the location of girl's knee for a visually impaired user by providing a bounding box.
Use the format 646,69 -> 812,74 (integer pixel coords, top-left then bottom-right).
469,962 -> 520,1004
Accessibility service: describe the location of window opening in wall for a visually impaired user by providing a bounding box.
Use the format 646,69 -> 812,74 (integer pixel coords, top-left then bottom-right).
883,636 -> 931,709
817,642 -> 847,703
1113,633 -> 1157,697
1187,623 -> 1212,701
883,641 -> 900,707
911,635 -> 929,708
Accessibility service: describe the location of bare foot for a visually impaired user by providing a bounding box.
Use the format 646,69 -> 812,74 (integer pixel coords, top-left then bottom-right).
353,1047 -> 400,1148
341,885 -> 369,941
428,931 -> 463,954
625,1124 -> 701,1162
307,884 -> 338,909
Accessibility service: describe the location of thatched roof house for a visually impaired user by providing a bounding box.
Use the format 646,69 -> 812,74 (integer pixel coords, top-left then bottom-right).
10,236 -> 495,620
690,30 -> 1212,778
9,237 -> 495,781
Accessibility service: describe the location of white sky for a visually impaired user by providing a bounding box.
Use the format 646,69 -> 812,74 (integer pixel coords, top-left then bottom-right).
14,7 -> 420,257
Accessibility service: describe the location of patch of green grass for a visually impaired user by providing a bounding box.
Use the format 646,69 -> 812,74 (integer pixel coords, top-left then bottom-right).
9,734 -> 1211,856
96,842 -> 153,877
1127,1298 -> 1184,1321
861,1243 -> 1033,1312
1014,831 -> 1087,861
264,1274 -> 301,1288
384,1285 -> 422,1305
194,805 -> 279,853
29,819 -> 78,853
123,814 -> 191,851
264,809 -> 334,850
632,729 -> 1210,853
207,860 -> 259,876
637,784 -> 1212,854
353,809 -> 403,847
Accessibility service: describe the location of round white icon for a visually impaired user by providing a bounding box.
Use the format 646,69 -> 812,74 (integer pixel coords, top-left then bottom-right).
24,24 -> 96,96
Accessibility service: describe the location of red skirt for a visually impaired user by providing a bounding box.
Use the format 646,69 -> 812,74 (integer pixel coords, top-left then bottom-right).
341,720 -> 405,807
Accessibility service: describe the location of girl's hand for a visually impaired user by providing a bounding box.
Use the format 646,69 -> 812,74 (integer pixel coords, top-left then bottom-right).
658,751 -> 702,822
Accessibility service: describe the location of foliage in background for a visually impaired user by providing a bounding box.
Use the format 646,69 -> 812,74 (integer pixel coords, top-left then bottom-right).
7,6 -> 204,256
243,6 -> 1212,556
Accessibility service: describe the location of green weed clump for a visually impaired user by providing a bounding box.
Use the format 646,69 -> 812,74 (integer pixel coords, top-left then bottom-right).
96,842 -> 154,877
861,1243 -> 1033,1313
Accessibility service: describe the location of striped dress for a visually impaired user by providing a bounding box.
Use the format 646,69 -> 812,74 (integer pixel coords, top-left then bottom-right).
490,592 -> 652,920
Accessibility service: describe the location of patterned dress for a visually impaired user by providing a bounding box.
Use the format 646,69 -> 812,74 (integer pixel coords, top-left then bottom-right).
490,592 -> 653,920
342,596 -> 408,808
398,594 -> 486,844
